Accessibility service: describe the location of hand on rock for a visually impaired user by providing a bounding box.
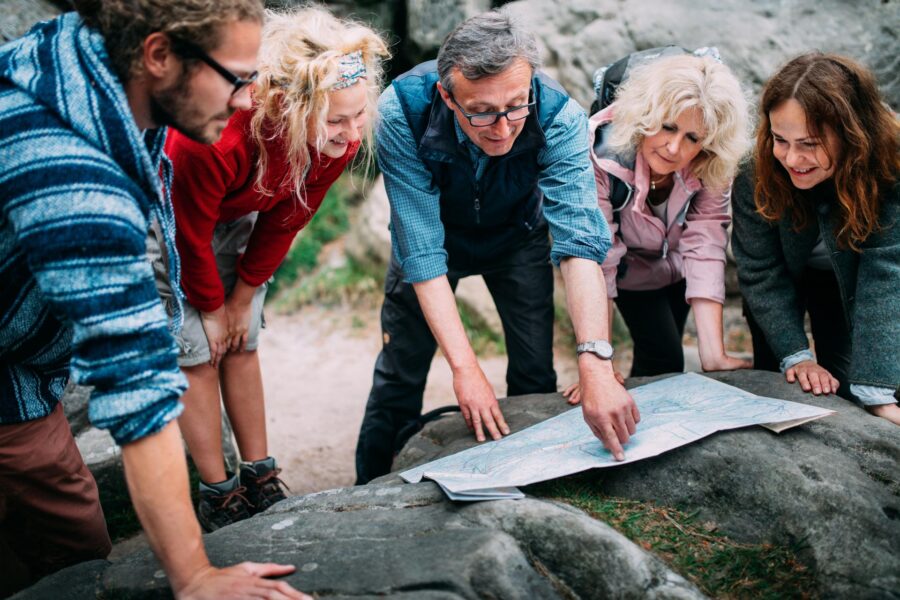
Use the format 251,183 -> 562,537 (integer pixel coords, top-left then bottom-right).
785,360 -> 839,396
176,563 -> 310,600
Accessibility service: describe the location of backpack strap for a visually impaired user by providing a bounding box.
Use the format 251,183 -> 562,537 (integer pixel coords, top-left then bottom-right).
593,120 -> 634,232
608,173 -> 630,230
393,405 -> 462,454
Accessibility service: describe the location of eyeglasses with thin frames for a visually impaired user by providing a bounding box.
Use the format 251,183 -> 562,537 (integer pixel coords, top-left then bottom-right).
448,90 -> 535,127
174,39 -> 258,97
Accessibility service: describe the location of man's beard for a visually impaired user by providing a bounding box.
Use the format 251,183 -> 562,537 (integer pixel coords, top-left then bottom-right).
150,72 -> 233,144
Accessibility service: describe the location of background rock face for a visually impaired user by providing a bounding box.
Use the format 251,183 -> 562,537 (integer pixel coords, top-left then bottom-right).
6,1 -> 895,107
505,0 -> 899,110
15,483 -> 705,599
0,0 -> 61,43
392,370 -> 900,599
406,0 -> 492,64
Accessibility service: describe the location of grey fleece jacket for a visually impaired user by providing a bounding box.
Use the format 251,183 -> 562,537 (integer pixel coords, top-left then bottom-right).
732,168 -> 900,395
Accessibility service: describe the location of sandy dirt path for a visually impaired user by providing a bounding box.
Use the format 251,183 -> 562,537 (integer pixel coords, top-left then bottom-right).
258,305 -> 580,496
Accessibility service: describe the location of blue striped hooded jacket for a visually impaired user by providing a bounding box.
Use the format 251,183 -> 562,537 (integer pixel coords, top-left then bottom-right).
0,14 -> 187,443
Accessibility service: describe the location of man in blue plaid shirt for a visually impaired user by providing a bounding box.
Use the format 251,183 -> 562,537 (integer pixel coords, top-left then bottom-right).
355,10 -> 640,484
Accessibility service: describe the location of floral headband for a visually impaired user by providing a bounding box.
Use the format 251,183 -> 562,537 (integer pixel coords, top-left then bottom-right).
333,50 -> 367,90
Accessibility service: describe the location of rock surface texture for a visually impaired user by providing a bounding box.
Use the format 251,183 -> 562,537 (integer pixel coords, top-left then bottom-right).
0,0 -> 60,42
392,370 -> 900,599
507,0 -> 899,110
405,0 -> 492,64
15,483 -> 705,599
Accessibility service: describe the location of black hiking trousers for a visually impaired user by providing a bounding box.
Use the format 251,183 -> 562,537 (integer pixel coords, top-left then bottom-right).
614,279 -> 690,377
355,228 -> 558,484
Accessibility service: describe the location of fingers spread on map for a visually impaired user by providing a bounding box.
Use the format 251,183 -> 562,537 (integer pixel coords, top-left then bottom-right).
454,366 -> 511,442
460,397 -> 509,443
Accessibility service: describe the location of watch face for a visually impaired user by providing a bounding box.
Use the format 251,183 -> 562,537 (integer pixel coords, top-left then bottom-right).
578,340 -> 614,359
592,340 -> 614,359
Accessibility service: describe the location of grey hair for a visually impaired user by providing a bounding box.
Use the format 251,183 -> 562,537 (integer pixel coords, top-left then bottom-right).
436,10 -> 541,92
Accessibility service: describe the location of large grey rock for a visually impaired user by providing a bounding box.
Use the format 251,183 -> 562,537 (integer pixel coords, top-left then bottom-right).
406,0 -> 492,63
392,370 -> 900,599
345,175 -> 392,269
17,483 -> 704,599
507,0 -> 899,110
61,382 -> 92,436
10,560 -> 108,600
269,0 -> 401,38
0,0 -> 61,43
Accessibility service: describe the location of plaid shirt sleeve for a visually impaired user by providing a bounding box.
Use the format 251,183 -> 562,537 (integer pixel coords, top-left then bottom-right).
376,86 -> 449,283
537,98 -> 612,266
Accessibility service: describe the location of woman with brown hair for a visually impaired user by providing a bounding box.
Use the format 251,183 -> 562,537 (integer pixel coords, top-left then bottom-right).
732,52 -> 899,424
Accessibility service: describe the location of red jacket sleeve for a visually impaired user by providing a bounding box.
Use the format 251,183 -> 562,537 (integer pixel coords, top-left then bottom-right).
237,145 -> 357,286
167,132 -> 238,312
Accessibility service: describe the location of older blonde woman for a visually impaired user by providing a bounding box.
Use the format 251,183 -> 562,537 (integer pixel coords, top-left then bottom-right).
566,53 -> 751,401
162,6 -> 389,531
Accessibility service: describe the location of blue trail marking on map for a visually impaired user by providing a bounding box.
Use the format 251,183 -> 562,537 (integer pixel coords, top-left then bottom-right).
400,373 -> 834,501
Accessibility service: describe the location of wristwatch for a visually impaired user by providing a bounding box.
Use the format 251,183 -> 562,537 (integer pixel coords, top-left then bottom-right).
576,340 -> 614,360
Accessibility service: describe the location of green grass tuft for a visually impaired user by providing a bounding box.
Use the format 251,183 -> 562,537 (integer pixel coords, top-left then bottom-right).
527,478 -> 817,599
457,300 -> 506,356
266,174 -> 355,300
274,255 -> 383,312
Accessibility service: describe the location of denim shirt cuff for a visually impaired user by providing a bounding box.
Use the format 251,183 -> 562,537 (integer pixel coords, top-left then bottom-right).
779,348 -> 815,373
850,384 -> 898,407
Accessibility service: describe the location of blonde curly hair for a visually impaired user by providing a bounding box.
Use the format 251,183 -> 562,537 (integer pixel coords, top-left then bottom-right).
607,54 -> 751,190
249,6 -> 390,202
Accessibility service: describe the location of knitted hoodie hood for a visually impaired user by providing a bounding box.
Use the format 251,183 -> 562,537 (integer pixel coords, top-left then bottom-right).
0,12 -> 184,328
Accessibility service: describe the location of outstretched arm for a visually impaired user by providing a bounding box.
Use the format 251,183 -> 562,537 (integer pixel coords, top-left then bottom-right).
121,420 -> 309,599
691,298 -> 751,372
560,257 -> 639,461
413,277 -> 510,442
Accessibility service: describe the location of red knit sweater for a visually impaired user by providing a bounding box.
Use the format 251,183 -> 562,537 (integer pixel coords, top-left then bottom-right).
166,110 -> 357,312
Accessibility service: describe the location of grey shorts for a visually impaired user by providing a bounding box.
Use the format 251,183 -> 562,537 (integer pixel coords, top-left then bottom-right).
148,214 -> 268,368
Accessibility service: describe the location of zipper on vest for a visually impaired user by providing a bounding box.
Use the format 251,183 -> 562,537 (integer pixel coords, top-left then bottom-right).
473,183 -> 482,225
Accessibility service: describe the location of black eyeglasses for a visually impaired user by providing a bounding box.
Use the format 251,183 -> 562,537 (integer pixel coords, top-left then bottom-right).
174,39 -> 258,97
448,90 -> 535,127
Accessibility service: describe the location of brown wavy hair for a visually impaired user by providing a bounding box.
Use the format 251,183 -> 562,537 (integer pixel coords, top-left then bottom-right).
754,52 -> 900,251
73,0 -> 264,83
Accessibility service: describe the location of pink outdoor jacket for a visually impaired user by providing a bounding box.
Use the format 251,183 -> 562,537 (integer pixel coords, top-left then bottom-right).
588,106 -> 730,303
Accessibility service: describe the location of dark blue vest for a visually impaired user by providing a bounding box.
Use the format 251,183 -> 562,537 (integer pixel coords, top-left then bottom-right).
391,60 -> 569,264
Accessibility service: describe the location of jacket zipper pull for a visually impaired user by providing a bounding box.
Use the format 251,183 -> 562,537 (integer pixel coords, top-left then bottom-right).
661,237 -> 669,259
474,196 -> 481,224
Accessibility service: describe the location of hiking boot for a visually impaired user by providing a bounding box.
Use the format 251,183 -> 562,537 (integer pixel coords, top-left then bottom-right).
240,459 -> 289,514
197,482 -> 253,532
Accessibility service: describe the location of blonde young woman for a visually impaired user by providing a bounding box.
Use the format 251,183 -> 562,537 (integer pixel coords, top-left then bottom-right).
163,7 -> 389,531
566,54 -> 751,402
